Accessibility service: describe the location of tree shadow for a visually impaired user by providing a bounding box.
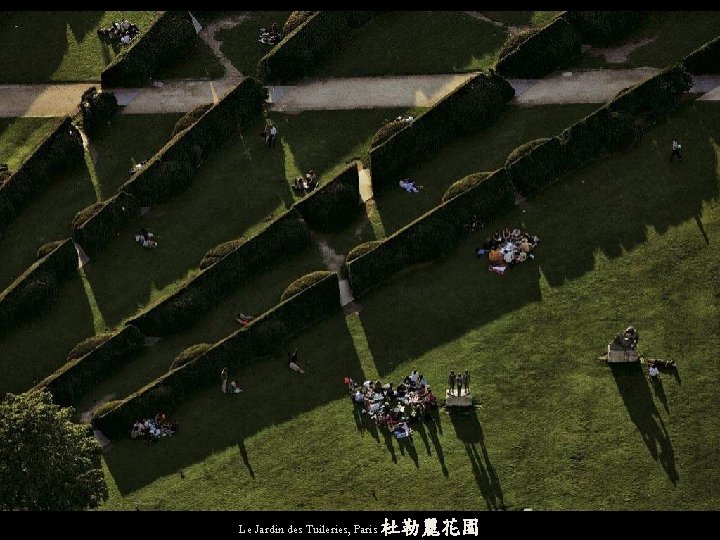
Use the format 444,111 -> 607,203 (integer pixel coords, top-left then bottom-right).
449,407 -> 506,510
610,363 -> 679,484
103,313 -> 365,494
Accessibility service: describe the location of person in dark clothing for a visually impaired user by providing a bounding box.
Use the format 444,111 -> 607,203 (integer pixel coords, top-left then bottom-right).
670,138 -> 683,162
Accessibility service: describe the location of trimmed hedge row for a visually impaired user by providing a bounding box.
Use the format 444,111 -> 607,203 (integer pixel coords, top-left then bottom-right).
170,343 -> 211,370
0,239 -> 77,332
128,209 -> 311,336
281,270 -> 334,302
682,35 -> 720,75
257,11 -> 378,84
0,117 -> 83,231
101,11 -> 197,88
283,11 -> 316,35
35,325 -> 145,407
441,172 -> 493,203
72,191 -> 141,257
72,78 -> 267,255
172,103 -> 212,137
369,71 -> 514,192
292,163 -> 360,232
347,62 -> 693,297
496,16 -> 581,78
347,171 -> 516,298
94,272 -> 341,435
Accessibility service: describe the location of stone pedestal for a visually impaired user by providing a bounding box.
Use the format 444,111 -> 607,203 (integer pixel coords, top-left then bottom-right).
445,388 -> 473,407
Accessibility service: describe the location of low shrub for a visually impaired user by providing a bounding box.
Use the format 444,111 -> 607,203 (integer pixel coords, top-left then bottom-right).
72,192 -> 141,256
200,238 -> 246,269
505,139 -> 551,166
281,270 -> 334,302
370,119 -> 411,149
172,103 -> 212,137
67,333 -> 115,362
36,240 -> 66,260
283,11 -> 316,35
442,172 -> 492,203
170,343 -> 212,370
92,400 -> 124,419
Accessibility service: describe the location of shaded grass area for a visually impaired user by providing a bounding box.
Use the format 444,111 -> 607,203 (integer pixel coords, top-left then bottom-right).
0,11 -> 159,83
0,274 -> 95,395
102,102 -> 720,509
88,114 -> 181,196
82,108 -> 403,329
0,117 -> 58,171
155,35 -> 225,80
573,11 -> 720,70
313,12 -> 507,78
0,114 -> 182,293
375,104 -> 597,236
217,11 -> 292,76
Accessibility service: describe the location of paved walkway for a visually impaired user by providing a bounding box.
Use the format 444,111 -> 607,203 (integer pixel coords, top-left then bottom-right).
1,71 -> 719,118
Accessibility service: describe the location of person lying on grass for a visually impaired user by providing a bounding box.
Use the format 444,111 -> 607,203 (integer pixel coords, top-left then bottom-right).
399,178 -> 422,193
288,348 -> 305,374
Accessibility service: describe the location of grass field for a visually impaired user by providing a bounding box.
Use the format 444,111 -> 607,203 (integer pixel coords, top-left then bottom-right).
0,11 -> 223,83
573,11 -> 720,70
0,117 -> 58,171
217,11 -> 292,77
100,101 -> 720,510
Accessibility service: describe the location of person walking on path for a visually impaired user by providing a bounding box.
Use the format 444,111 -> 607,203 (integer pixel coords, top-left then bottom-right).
670,138 -> 683,162
448,370 -> 456,395
221,367 -> 228,394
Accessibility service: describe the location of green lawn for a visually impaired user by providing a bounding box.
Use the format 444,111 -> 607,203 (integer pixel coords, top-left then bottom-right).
374,104 -> 597,236
0,117 -> 58,171
217,11 -> 292,76
573,11 -> 720,70
0,11 -> 224,83
101,101 -> 720,510
0,114 -> 180,294
313,12 -> 508,78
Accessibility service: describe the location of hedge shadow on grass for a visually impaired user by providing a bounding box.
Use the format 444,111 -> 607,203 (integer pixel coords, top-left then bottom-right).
103,312 -> 364,495
609,363 -> 678,485
532,101 -> 720,287
357,241 -> 543,377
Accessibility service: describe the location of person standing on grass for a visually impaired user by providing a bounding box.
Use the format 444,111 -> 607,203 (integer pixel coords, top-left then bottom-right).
221,367 -> 228,394
269,125 -> 278,148
649,362 -> 660,381
670,138 -> 683,162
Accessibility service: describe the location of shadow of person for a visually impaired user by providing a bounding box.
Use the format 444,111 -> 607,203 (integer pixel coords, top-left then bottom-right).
425,410 -> 449,478
237,439 -> 255,479
378,425 -> 397,464
651,376 -> 669,413
610,363 -> 679,485
449,407 -> 505,510
414,419 -> 433,456
396,433 -> 419,469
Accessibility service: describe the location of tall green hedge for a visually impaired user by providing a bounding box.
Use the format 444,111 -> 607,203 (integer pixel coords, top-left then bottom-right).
496,16 -> 581,78
281,270 -> 334,302
257,11 -> 378,84
79,87 -> 119,139
94,273 -> 340,435
35,325 -> 145,407
0,117 -> 83,231
369,71 -> 514,192
292,163 -> 360,232
128,209 -> 311,336
101,11 -> 197,88
71,191 -> 141,257
346,168 -> 515,298
682,35 -> 720,75
118,77 -> 267,205
0,239 -> 77,332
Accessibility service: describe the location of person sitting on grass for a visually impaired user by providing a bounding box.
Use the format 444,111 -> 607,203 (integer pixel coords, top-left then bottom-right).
305,170 -> 318,191
399,178 -> 421,193
229,380 -> 243,394
288,348 -> 305,374
235,313 -> 254,326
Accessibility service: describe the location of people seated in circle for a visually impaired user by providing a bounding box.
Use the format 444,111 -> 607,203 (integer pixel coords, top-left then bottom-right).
292,170 -> 319,195
399,178 -> 422,193
135,227 -> 157,248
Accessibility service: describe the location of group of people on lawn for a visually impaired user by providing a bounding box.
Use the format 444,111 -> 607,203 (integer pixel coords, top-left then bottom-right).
97,18 -> 140,45
347,370 -> 437,438
130,412 -> 178,441
476,226 -> 540,275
